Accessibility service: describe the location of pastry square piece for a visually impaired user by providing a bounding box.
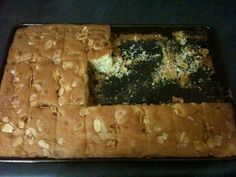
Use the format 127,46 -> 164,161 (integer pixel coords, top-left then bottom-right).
0,63 -> 33,111
86,106 -> 117,157
114,105 -> 147,157
0,96 -> 28,157
87,25 -> 112,61
170,103 -> 209,156
56,106 -> 86,158
37,24 -> 65,63
57,60 -> 88,106
142,104 -> 177,157
200,103 -> 236,157
62,25 -> 88,61
7,26 -> 41,64
30,62 -> 59,107
24,107 -> 57,157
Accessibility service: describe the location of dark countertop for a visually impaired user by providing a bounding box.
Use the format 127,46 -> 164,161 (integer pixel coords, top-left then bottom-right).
0,0 -> 236,176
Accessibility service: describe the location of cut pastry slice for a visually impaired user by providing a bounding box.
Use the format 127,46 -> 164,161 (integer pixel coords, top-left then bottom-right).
23,107 -> 57,157
1,63 -> 33,111
142,104 -> 177,157
85,105 -> 117,157
56,106 -> 86,158
114,105 -> 147,157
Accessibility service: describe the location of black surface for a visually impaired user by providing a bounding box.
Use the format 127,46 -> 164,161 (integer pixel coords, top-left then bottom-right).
0,0 -> 236,176
90,26 -> 227,105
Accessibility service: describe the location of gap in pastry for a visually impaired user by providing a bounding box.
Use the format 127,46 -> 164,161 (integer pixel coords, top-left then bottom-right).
88,31 -> 227,106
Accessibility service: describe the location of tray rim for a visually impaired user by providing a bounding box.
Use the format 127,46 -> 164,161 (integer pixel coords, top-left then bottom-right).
0,156 -> 236,163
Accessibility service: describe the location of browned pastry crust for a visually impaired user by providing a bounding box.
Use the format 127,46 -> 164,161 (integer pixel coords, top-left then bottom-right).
170,103 -> 209,156
0,63 -> 33,111
200,103 -> 236,157
62,24 -> 88,61
56,106 -> 86,158
87,25 -> 112,60
57,60 -> 88,106
37,24 -> 65,63
142,104 -> 178,157
7,27 -> 41,64
30,62 -> 59,107
85,105 -> 117,157
0,96 -> 27,157
114,105 -> 148,157
23,107 -> 57,157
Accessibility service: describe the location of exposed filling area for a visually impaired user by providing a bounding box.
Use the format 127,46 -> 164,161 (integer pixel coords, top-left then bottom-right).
89,31 -> 226,105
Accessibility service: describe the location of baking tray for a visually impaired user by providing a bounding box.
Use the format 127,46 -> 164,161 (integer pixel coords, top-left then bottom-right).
0,24 -> 235,163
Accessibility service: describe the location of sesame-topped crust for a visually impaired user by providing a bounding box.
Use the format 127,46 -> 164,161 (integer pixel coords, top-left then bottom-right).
0,24 -> 235,159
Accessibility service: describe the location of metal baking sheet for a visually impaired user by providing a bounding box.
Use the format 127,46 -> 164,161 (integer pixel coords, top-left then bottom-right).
0,24 -> 235,163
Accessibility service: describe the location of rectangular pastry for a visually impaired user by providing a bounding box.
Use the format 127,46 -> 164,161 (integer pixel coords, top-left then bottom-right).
87,25 -> 113,75
57,60 -> 88,106
37,24 -> 65,63
0,63 -> 33,112
7,26 -> 41,64
200,103 -> 236,157
85,105 -> 117,157
170,103 -> 209,156
30,62 -> 60,107
56,106 -> 86,158
0,96 -> 27,157
24,107 -> 57,157
142,104 -> 178,157
62,24 -> 88,61
87,25 -> 111,61
114,105 -> 148,157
